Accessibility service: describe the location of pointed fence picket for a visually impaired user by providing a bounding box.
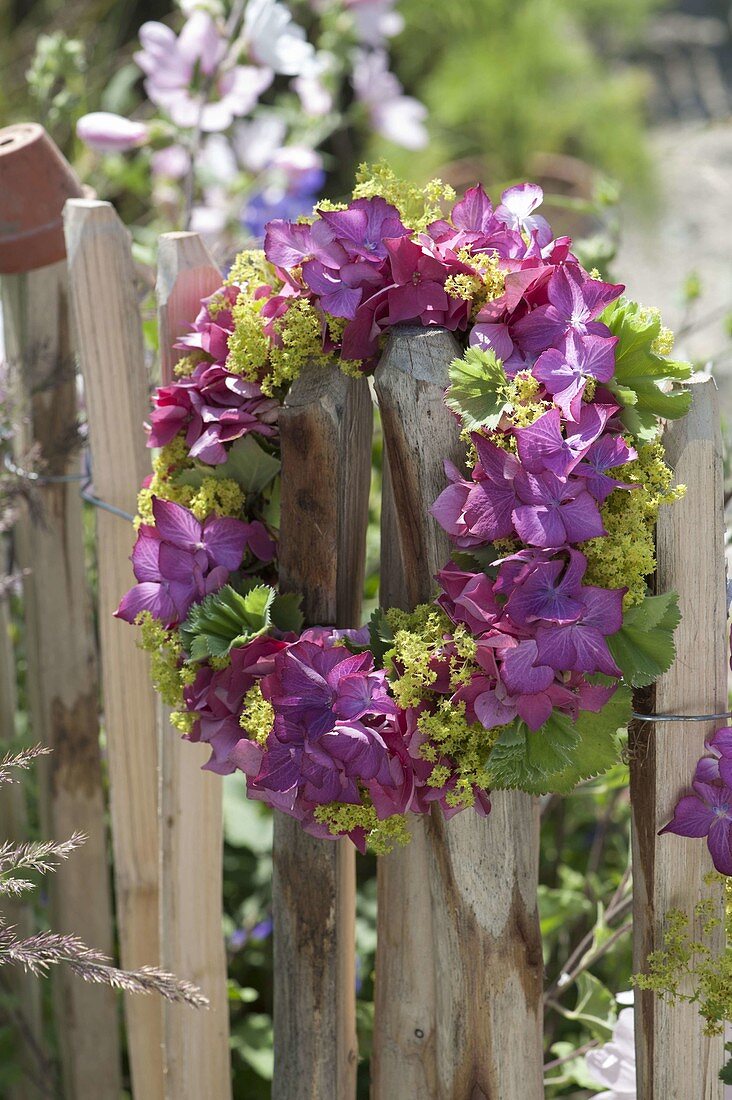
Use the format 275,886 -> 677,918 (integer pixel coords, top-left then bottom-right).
4,184 -> 726,1097
2,254 -> 120,1099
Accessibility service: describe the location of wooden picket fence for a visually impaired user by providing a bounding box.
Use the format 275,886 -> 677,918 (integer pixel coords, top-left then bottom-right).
0,193 -> 727,1100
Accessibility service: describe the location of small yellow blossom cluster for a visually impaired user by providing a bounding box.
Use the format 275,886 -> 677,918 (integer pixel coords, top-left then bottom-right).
417,700 -> 496,809
225,249 -> 275,291
352,161 -> 455,232
227,293 -> 270,381
173,353 -> 203,378
582,442 -> 685,607
136,611 -> 195,708
239,684 -> 275,746
633,874 -> 732,1036
503,371 -> 549,429
313,801 -> 411,854
384,604 -> 451,708
450,247 -> 506,316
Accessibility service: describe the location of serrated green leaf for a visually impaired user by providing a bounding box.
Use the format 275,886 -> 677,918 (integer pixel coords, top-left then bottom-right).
487,715 -> 580,792
180,583 -> 276,659
270,592 -> 303,634
487,684 -> 631,795
606,591 -> 681,689
545,684 -> 631,794
176,435 -> 281,496
445,347 -> 512,432
367,608 -> 395,667
602,297 -> 691,441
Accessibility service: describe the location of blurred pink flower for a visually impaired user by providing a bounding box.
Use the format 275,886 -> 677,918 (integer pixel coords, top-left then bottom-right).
76,112 -> 148,153
352,49 -> 427,149
585,1008 -> 636,1099
243,0 -> 314,75
135,13 -> 272,132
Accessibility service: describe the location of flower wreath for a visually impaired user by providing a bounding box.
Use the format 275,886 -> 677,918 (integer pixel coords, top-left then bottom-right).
118,165 -> 695,855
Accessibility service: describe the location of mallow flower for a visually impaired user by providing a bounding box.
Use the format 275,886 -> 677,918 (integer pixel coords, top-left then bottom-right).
76,112 -> 149,154
135,13 -> 272,132
585,1008 -> 636,1099
351,49 -> 428,150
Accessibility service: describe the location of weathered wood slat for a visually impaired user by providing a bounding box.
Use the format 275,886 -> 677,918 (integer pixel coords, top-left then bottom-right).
2,260 -> 121,1100
0,593 -> 45,1100
273,363 -> 372,1100
372,448 -> 438,1097
156,232 -> 231,1100
631,375 -> 726,1099
63,200 -> 164,1100
374,325 -> 544,1100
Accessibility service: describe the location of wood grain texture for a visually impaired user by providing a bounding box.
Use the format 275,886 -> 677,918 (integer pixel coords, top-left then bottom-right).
63,200 -> 164,1100
273,363 -> 372,1100
2,261 -> 121,1100
156,232 -> 222,384
156,232 -> 231,1100
374,325 -> 544,1100
0,594 -> 45,1100
372,448 -> 438,1098
630,376 -> 726,1099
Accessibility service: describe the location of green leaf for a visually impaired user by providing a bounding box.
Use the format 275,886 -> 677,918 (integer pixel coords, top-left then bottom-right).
602,297 -> 692,440
180,583 -> 275,660
546,684 -> 631,795
487,684 -> 631,795
270,592 -> 303,634
558,972 -> 617,1042
487,714 -> 580,792
607,592 -> 681,688
445,347 -> 512,432
719,1045 -> 732,1085
176,435 -> 281,496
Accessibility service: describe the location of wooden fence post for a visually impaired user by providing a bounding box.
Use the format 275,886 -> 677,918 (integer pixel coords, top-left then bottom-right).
374,325 -> 544,1100
0,592 -> 45,1100
273,363 -> 372,1100
1,259 -> 121,1099
372,448 -> 438,1096
156,232 -> 231,1100
63,200 -> 165,1100
631,375 -> 726,1098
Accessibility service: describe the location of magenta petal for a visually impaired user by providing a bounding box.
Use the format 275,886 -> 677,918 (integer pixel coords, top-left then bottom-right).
203,515 -> 250,570
229,738 -> 265,776
500,640 -> 554,695
708,820 -> 732,875
152,497 -> 202,549
159,542 -> 197,582
264,220 -> 313,268
115,581 -> 176,625
131,531 -> 162,582
516,692 -> 554,731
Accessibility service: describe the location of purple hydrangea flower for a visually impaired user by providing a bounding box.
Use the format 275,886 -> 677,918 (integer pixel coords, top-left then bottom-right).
533,332 -> 618,420
503,549 -> 587,626
115,497 -> 259,626
514,405 -> 613,479
661,773 -> 732,876
512,264 -> 623,355
494,183 -> 552,247
512,468 -> 605,548
184,635 -> 288,774
148,362 -> 279,463
535,585 -> 624,677
573,434 -> 637,503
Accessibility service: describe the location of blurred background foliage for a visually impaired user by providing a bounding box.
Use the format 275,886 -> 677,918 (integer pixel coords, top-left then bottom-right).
2,0 -> 731,1097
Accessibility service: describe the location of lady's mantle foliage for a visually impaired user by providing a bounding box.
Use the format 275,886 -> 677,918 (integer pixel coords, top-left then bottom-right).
118,167 -> 692,852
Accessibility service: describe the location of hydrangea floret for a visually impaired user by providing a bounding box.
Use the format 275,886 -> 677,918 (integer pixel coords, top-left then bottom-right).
118,167 -> 696,855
